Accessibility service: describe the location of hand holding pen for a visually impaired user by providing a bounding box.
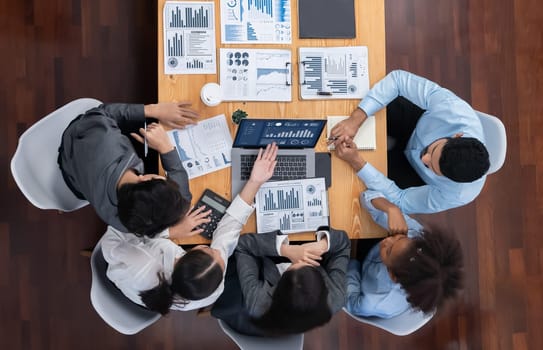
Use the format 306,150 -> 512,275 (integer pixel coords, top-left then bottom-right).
327,107 -> 368,145
130,122 -> 175,155
144,121 -> 148,157
334,136 -> 367,171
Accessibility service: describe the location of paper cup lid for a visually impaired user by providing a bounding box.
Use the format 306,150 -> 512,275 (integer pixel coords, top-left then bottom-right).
200,83 -> 222,107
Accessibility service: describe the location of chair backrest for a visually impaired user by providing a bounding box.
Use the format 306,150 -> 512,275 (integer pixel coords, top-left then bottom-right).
90,239 -> 161,335
342,307 -> 434,336
217,319 -> 304,350
475,111 -> 507,174
10,98 -> 102,211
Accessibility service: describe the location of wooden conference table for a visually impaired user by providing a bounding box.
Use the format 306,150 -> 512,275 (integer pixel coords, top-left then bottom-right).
157,0 -> 388,244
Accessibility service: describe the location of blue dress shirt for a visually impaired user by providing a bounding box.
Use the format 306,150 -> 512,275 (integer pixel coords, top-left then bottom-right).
357,70 -> 487,214
345,192 -> 424,318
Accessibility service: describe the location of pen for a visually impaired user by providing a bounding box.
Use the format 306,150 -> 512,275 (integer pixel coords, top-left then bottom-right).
328,136 -> 339,141
144,121 -> 148,157
317,91 -> 333,96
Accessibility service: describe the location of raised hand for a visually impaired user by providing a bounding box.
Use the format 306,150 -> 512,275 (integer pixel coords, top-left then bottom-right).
249,142 -> 278,185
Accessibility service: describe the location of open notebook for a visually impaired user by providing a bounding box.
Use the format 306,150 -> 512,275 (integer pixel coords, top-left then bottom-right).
327,116 -> 376,150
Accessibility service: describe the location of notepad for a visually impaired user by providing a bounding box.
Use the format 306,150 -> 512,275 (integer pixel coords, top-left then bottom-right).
327,116 -> 376,150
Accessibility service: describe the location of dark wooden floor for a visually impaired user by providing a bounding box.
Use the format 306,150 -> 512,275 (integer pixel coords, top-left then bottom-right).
1,0 -> 541,349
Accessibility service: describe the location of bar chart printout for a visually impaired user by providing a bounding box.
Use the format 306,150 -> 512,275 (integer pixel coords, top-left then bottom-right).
163,1 -> 216,74
221,0 -> 292,44
299,46 -> 369,99
256,178 -> 328,233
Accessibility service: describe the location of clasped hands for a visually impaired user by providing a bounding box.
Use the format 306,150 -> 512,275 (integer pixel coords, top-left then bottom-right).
280,239 -> 328,267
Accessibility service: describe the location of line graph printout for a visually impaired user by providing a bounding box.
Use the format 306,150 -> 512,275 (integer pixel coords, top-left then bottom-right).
255,178 -> 329,234
221,0 -> 291,44
163,1 -> 216,74
167,114 -> 233,179
220,48 -> 291,101
299,46 -> 369,100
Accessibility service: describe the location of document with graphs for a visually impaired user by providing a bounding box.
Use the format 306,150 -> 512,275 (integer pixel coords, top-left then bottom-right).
255,178 -> 329,234
163,1 -> 216,74
220,48 -> 292,101
298,46 -> 369,100
220,0 -> 292,44
167,114 -> 233,179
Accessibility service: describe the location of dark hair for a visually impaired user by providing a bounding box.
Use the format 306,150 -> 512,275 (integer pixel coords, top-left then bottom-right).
117,178 -> 189,237
252,266 -> 332,335
389,230 -> 463,314
439,137 -> 490,182
171,249 -> 223,300
139,249 -> 223,315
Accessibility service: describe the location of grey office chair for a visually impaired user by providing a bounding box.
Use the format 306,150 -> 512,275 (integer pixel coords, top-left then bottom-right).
217,319 -> 304,350
343,307 -> 434,336
10,98 -> 102,211
475,111 -> 507,174
90,238 -> 161,335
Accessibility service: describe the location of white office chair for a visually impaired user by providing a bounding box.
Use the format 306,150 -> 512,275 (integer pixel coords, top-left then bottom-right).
343,307 -> 434,336
10,98 -> 102,211
90,238 -> 161,335
475,111 -> 507,174
217,319 -> 304,350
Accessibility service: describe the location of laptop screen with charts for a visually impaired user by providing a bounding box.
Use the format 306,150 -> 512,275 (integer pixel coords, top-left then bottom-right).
231,118 -> 326,197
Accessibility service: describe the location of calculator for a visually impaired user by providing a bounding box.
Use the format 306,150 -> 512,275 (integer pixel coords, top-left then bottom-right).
193,189 -> 231,240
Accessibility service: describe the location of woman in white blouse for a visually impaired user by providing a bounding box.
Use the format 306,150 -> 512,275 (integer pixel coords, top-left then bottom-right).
102,143 -> 278,314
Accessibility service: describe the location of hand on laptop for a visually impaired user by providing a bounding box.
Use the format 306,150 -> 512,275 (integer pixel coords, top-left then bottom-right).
238,142 -> 278,204
144,101 -> 200,129
249,142 -> 278,185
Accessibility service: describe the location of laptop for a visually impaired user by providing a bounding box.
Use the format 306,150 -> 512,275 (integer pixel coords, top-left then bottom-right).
231,118 -> 327,196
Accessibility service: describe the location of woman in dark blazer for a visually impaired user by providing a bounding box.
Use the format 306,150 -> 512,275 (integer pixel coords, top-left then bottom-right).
211,227 -> 350,336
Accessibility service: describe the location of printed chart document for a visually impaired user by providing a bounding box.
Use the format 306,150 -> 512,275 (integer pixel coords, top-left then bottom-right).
327,116 -> 376,150
167,114 -> 232,179
299,46 -> 369,100
220,48 -> 292,101
163,1 -> 216,74
255,178 -> 329,234
220,0 -> 292,44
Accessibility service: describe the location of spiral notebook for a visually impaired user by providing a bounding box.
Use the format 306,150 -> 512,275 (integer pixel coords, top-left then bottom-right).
327,116 -> 376,150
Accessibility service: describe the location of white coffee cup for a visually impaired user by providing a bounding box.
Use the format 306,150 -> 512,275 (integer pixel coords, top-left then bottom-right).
200,83 -> 223,107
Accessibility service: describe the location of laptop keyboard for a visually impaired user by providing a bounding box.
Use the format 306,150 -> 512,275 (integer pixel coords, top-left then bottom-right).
240,154 -> 307,181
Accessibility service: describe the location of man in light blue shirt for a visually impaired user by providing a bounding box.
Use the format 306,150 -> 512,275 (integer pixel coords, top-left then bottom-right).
330,70 -> 490,214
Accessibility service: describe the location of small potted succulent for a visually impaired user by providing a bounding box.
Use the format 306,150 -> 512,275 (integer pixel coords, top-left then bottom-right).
232,109 -> 248,124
